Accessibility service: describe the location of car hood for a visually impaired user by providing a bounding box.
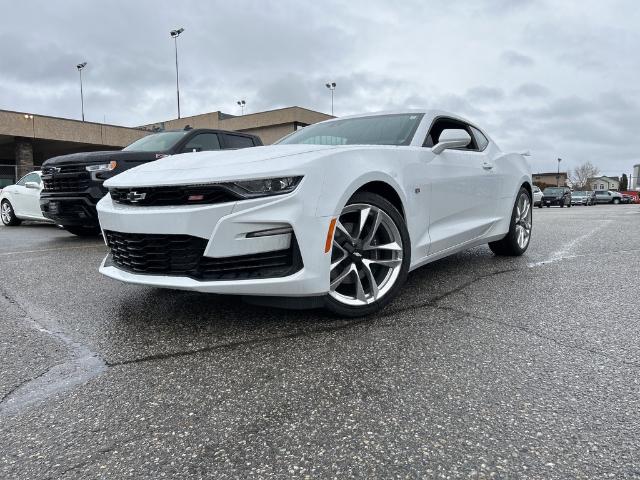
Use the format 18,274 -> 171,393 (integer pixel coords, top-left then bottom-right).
43,150 -> 158,166
104,144 -> 346,187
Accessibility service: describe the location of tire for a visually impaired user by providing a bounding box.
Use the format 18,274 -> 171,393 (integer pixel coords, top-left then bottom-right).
63,225 -> 101,237
1,200 -> 22,226
538,203 -> 543,208
567,202 -> 571,208
489,187 -> 532,257
560,202 -> 564,208
324,191 -> 410,317
613,198 -> 620,205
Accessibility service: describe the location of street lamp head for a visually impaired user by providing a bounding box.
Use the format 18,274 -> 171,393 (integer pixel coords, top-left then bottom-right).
325,82 -> 336,90
170,27 -> 185,38
77,62 -> 87,70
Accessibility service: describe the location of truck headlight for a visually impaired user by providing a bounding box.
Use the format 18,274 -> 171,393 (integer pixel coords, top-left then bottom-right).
86,161 -> 117,172
226,176 -> 303,198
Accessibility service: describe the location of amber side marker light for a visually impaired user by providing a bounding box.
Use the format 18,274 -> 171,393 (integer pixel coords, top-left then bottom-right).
325,217 -> 337,253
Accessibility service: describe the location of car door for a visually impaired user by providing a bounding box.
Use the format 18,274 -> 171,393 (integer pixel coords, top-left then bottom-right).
10,173 -> 31,217
423,118 -> 500,254
13,172 -> 42,217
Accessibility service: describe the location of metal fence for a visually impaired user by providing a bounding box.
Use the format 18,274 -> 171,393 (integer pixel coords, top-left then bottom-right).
0,164 -> 39,188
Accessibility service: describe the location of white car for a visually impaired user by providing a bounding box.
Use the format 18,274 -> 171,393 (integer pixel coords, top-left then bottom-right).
97,110 -> 532,316
1,171 -> 53,226
533,185 -> 543,206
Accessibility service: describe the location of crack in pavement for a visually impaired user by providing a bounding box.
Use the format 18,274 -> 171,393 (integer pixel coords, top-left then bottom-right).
430,303 -> 640,369
0,288 -> 107,417
107,267 -> 520,368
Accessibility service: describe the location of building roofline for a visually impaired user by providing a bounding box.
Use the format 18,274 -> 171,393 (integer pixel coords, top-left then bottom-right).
0,108 -> 148,131
142,105 -> 334,128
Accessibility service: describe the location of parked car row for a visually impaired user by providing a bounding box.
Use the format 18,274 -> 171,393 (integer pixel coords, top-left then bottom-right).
534,186 -> 632,208
2,110 -> 536,316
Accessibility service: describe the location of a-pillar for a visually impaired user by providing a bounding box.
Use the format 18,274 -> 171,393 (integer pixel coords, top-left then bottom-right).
14,138 -> 34,180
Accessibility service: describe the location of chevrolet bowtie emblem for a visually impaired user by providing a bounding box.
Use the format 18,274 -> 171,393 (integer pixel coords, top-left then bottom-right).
126,191 -> 147,202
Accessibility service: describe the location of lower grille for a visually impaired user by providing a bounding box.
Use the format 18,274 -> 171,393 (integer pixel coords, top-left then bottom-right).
104,230 -> 301,280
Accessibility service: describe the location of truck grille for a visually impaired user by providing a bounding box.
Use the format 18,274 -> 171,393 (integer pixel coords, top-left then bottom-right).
42,175 -> 91,192
104,230 -> 301,280
109,185 -> 240,206
42,165 -> 92,192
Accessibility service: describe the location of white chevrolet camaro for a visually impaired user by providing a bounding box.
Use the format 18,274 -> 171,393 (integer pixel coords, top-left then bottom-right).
1,171 -> 53,226
97,111 -> 532,316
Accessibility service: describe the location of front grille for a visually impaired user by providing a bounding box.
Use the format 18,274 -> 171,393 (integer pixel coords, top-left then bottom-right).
42,175 -> 91,192
104,230 -> 301,280
41,164 -> 95,192
109,185 -> 240,206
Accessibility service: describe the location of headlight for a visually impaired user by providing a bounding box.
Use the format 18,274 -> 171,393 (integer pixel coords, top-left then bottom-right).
86,161 -> 117,172
226,176 -> 303,198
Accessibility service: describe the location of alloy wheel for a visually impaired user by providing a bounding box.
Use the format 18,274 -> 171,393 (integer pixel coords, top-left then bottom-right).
329,204 -> 403,306
514,193 -> 532,249
1,202 -> 12,225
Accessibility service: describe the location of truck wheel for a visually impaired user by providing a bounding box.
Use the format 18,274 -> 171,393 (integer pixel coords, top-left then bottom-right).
64,225 -> 101,237
1,200 -> 22,226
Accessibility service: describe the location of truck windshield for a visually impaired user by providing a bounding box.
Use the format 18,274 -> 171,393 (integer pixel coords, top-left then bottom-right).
123,131 -> 189,152
276,113 -> 424,146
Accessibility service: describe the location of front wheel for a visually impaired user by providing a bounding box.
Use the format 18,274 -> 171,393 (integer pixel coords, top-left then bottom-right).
1,200 -> 22,226
324,192 -> 410,317
489,187 -> 532,256
613,198 -> 620,205
63,225 -> 101,237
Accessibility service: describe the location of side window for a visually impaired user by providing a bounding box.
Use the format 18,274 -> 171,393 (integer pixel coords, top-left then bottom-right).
423,118 -> 478,151
182,133 -> 221,152
470,126 -> 489,151
16,173 -> 39,186
223,134 -> 255,149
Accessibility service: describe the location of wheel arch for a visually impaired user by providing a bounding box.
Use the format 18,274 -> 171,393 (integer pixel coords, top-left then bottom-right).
351,181 -> 406,218
317,171 -> 408,219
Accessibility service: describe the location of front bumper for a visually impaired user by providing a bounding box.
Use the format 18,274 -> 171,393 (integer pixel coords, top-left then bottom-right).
97,190 -> 332,297
542,197 -> 563,206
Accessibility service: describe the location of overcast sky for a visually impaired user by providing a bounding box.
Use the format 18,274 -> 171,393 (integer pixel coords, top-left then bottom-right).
1,0 -> 639,175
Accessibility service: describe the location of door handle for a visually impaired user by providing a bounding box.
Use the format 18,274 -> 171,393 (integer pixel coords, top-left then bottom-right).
482,162 -> 494,170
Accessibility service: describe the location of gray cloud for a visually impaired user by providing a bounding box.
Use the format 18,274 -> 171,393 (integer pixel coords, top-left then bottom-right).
501,50 -> 535,67
0,0 -> 639,176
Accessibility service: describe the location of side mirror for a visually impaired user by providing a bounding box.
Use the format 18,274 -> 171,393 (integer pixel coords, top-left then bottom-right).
432,129 -> 471,154
25,181 -> 40,190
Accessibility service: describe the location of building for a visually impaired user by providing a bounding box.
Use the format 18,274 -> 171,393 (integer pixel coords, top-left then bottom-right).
633,164 -> 640,191
532,172 -> 568,188
588,176 -> 620,191
0,106 -> 332,188
140,106 -> 332,145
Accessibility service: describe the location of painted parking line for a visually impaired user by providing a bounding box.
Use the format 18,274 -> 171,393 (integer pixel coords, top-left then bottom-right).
0,244 -> 105,257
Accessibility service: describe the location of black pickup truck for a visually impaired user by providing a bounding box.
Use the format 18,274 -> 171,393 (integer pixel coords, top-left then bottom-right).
40,128 -> 262,236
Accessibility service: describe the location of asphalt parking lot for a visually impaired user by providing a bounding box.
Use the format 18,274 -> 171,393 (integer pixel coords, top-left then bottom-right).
1,204 -> 639,479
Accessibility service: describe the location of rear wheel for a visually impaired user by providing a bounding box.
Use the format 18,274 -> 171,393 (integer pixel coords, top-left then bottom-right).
1,200 -> 22,226
63,225 -> 101,237
489,187 -> 532,256
324,192 -> 410,317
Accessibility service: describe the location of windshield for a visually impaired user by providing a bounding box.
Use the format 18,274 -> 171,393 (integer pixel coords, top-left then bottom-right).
573,191 -> 586,196
277,113 -> 424,146
123,131 -> 189,152
543,187 -> 564,195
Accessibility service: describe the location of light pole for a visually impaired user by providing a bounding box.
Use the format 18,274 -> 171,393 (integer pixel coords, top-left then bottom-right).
170,27 -> 185,119
237,100 -> 246,115
76,62 -> 87,121
557,157 -> 562,186
325,82 -> 336,115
